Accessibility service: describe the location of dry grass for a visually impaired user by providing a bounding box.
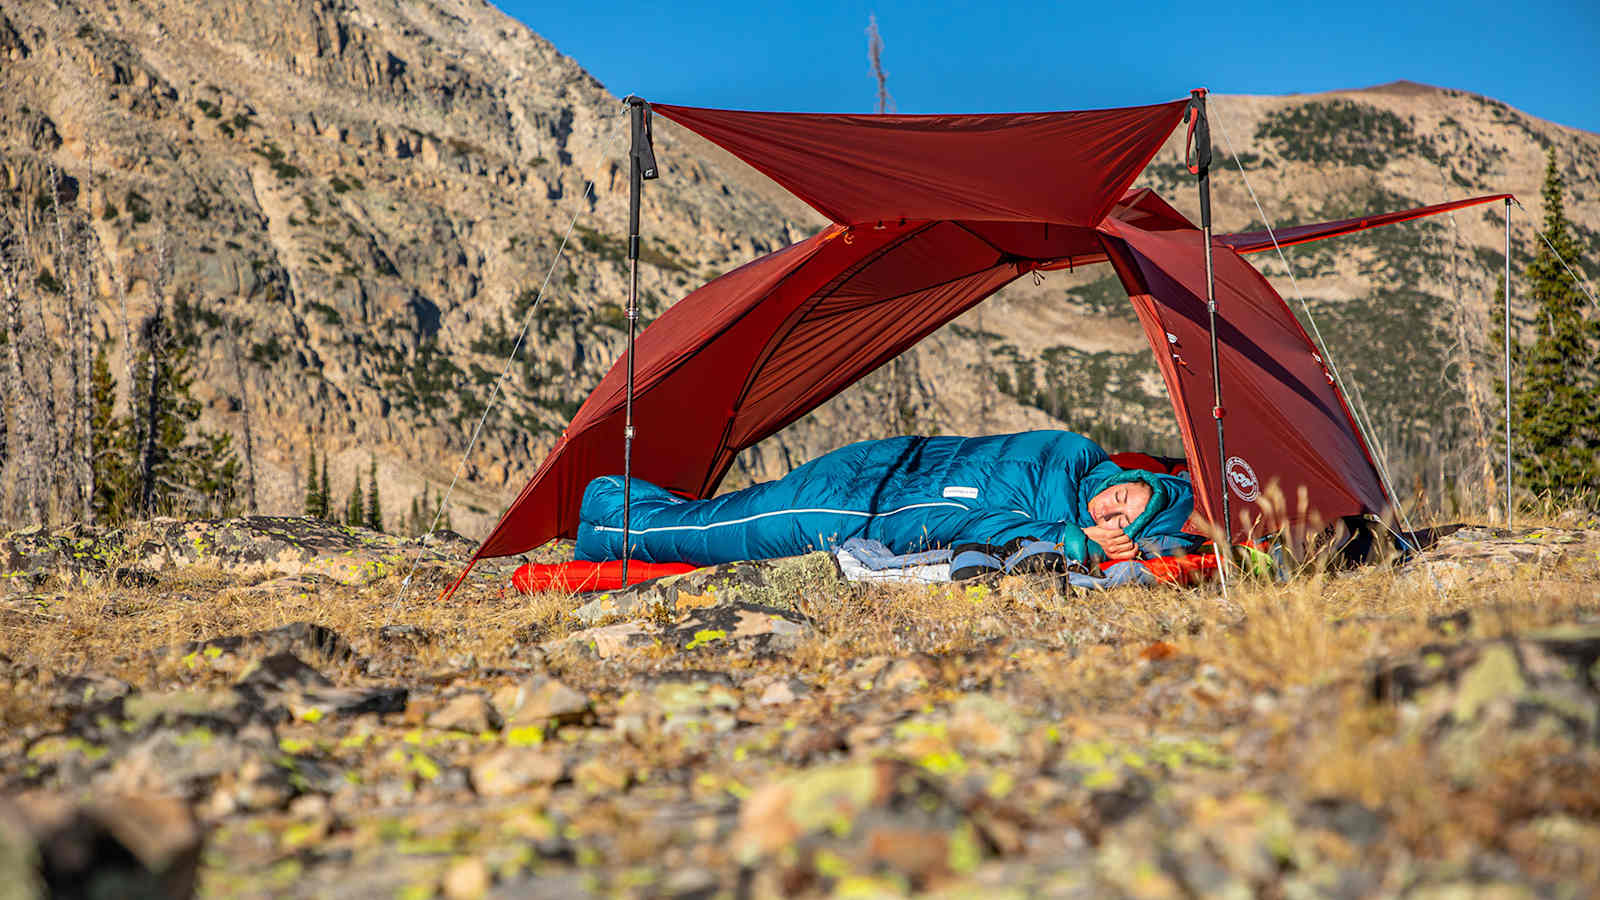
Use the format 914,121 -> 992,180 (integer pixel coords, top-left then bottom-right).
4,530 -> 1595,694
2,522 -> 1597,893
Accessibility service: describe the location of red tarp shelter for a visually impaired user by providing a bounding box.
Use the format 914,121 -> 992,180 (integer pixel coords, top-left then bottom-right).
444,96 -> 1509,594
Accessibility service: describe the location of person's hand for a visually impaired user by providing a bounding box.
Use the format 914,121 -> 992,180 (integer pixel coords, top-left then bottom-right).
1083,525 -> 1137,560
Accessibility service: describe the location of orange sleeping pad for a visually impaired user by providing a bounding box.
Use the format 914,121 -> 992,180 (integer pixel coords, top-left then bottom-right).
511,559 -> 699,594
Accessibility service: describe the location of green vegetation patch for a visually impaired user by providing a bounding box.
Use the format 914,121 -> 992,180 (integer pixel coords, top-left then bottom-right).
571,224 -> 688,272
1256,100 -> 1440,168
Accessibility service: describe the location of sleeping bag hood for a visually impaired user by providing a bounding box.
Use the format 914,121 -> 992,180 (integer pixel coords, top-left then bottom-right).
1076,465 -> 1195,541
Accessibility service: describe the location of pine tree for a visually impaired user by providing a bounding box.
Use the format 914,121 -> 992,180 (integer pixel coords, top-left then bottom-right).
110,307 -> 242,520
407,486 -> 453,536
183,431 -> 240,517
319,455 -> 332,521
1506,150 -> 1600,500
364,455 -> 382,532
304,444 -> 319,517
1487,280 -> 1522,460
89,349 -> 135,521
345,467 -> 363,527
134,310 -> 168,516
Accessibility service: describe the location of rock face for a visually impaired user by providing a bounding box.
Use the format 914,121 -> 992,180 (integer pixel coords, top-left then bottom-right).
1,0 -> 1596,537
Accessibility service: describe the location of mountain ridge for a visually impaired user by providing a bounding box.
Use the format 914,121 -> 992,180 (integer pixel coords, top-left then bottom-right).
1,0 -> 1596,537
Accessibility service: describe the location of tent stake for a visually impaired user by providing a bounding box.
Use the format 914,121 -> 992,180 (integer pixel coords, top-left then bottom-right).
621,97 -> 659,584
1188,90 -> 1231,587
1502,197 -> 1512,528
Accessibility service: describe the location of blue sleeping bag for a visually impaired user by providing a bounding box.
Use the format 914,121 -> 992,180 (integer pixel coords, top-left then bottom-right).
574,430 -> 1194,566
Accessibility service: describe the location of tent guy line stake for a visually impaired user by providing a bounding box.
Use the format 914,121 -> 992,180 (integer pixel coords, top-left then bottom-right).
1210,106 -> 1440,590
394,112 -> 628,610
1187,89 -> 1229,598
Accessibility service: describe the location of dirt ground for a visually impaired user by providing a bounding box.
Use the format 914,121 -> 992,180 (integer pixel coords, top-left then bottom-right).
2,516 -> 1598,898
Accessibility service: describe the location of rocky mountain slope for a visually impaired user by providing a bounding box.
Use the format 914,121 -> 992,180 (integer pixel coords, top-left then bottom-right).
1,0 -> 1596,538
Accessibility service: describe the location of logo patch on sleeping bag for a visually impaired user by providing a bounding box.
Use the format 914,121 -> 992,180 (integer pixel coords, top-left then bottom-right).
942,486 -> 979,500
1225,456 -> 1260,502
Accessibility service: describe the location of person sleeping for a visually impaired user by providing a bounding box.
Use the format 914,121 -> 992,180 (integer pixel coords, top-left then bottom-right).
574,430 -> 1197,568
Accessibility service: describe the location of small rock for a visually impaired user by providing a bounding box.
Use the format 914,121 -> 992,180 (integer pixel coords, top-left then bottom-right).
864,825 -> 952,885
48,673 -> 132,712
121,689 -> 247,731
286,685 -> 409,721
759,678 -> 808,705
375,624 -> 432,645
178,621 -> 354,666
552,621 -> 659,659
287,794 -> 330,820
237,652 -> 333,692
736,762 -> 889,861
470,748 -> 565,797
572,757 -> 631,794
1300,797 -> 1385,846
1089,772 -> 1153,826
571,590 -> 653,626
662,601 -> 813,654
847,656 -> 892,690
659,868 -> 719,898
427,693 -> 501,733
6,791 -> 203,899
781,724 -> 848,763
879,658 -> 933,692
1555,508 -> 1598,527
846,722 -> 886,748
441,855 -> 491,900
103,722 -> 286,806
506,677 -> 589,726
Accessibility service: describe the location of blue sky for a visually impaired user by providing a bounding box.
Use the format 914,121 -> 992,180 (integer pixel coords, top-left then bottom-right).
504,0 -> 1599,133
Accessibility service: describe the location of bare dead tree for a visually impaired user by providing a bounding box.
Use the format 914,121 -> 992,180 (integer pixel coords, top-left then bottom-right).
0,229 -> 14,502
227,314 -> 260,512
73,147 -> 99,521
103,204 -> 139,407
48,163 -> 90,520
137,230 -> 173,516
0,214 -> 43,523
0,239 -> 9,475
16,202 -> 62,519
976,307 -> 990,431
137,307 -> 164,515
866,14 -> 918,433
1436,173 -> 1499,521
866,15 -> 895,115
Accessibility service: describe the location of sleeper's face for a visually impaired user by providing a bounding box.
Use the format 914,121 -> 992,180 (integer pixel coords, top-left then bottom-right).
1088,482 -> 1153,531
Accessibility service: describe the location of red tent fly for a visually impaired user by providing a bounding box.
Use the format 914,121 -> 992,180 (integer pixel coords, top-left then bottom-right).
440,93 -> 1510,598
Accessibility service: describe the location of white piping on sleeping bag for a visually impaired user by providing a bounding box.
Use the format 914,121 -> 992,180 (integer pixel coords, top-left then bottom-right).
590,500 -> 972,535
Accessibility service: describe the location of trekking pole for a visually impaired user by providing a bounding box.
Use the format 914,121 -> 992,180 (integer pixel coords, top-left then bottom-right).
621,97 -> 659,585
1502,197 -> 1512,529
1187,89 -> 1231,591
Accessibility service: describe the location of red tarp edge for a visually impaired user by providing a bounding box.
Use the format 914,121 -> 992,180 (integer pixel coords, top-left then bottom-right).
652,100 -> 1189,227
1218,194 -> 1513,255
